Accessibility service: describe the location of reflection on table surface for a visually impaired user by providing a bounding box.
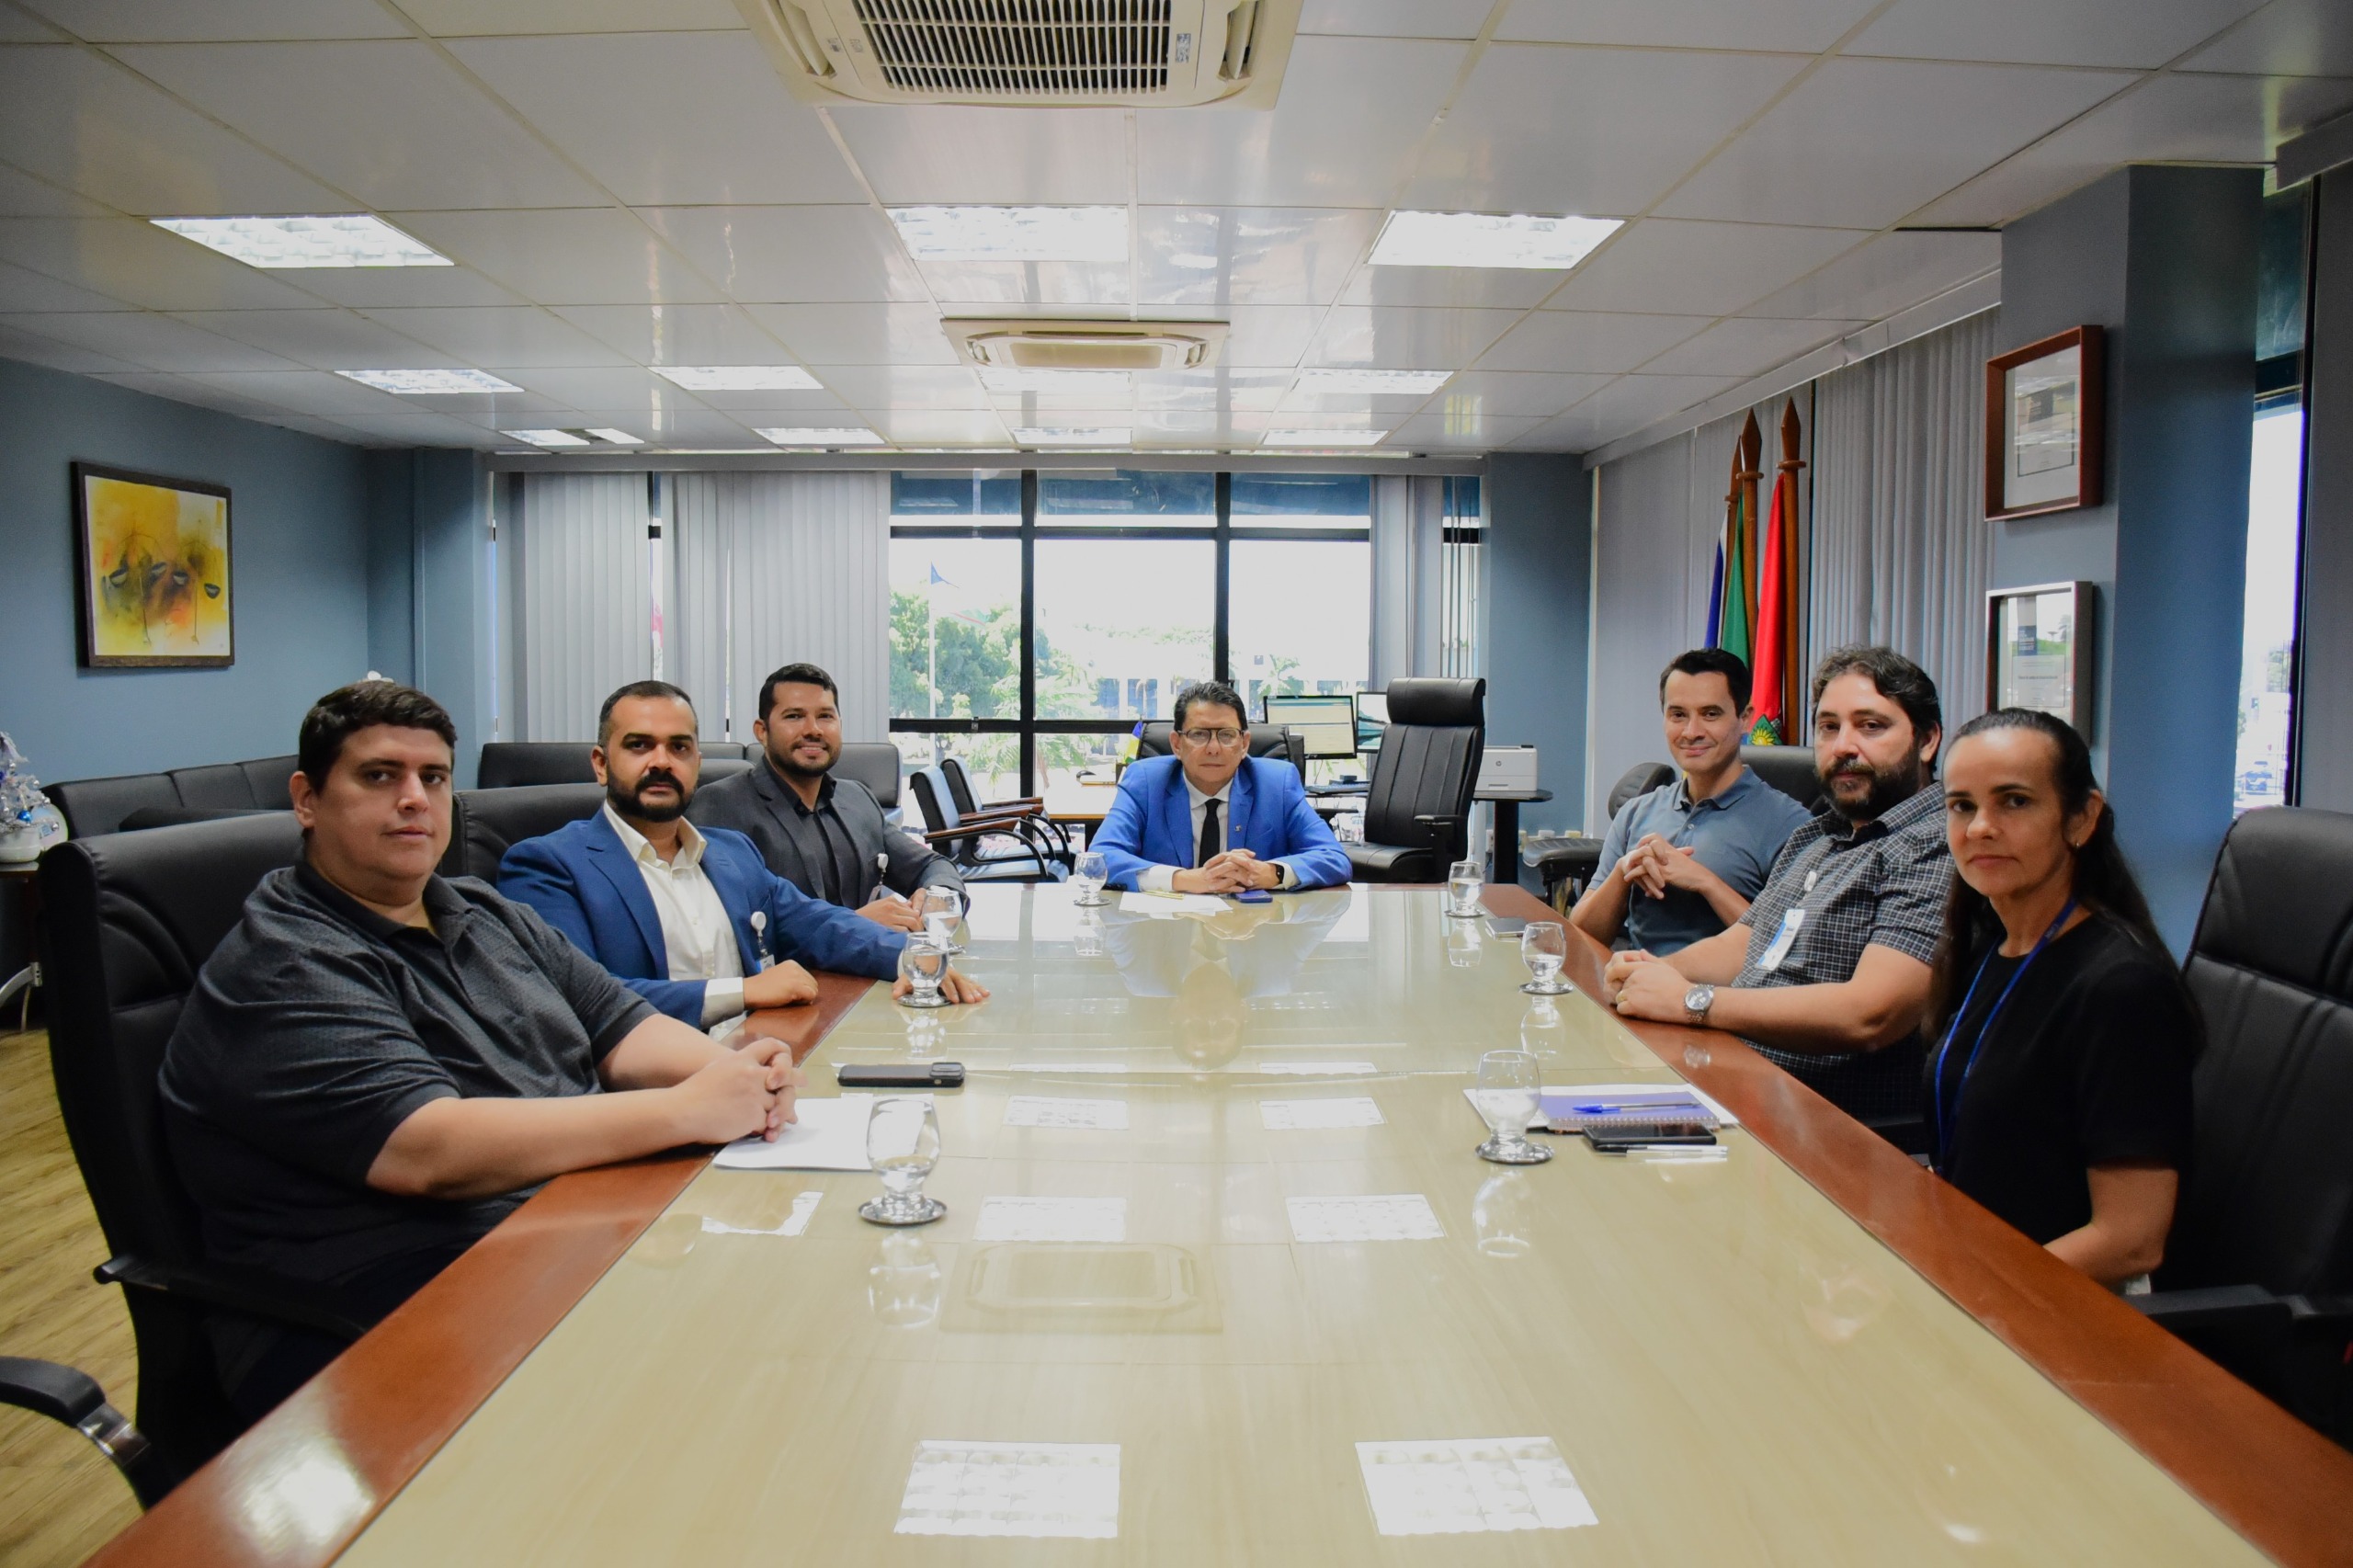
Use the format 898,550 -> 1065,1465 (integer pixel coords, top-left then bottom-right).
336,884 -> 2262,1567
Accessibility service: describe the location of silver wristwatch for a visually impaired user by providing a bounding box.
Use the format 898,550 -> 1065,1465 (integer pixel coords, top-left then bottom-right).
1683,983 -> 1716,1026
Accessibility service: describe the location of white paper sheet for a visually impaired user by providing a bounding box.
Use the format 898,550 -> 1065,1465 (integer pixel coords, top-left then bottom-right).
1256,1061 -> 1379,1076
1259,1097 -> 1384,1131
712,1095 -> 874,1171
1531,1082 -> 1739,1128
1356,1437 -> 1597,1536
1117,891 -> 1229,917
1286,1194 -> 1444,1244
1004,1096 -> 1130,1131
973,1196 -> 1129,1243
896,1441 -> 1120,1540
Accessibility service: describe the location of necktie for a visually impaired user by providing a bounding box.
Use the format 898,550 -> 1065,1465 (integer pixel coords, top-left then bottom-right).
1198,797 -> 1221,869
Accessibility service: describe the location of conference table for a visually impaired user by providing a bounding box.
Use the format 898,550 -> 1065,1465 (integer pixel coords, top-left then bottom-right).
93,884 -> 2353,1566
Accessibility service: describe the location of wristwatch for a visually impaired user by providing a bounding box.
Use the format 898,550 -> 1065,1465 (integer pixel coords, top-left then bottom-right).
1683,983 -> 1717,1027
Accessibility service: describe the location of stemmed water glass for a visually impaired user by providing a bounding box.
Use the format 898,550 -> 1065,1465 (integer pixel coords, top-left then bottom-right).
895,935 -> 950,1009
922,885 -> 967,955
1519,921 -> 1572,995
1070,849 -> 1110,907
1472,1049 -> 1552,1165
859,1096 -> 945,1225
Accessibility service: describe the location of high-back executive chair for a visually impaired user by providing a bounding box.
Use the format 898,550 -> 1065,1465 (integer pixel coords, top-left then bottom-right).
1526,761 -> 1677,906
476,741 -> 751,791
2133,806 -> 2353,1446
835,742 -> 904,812
441,783 -> 606,881
1346,677 -> 1485,883
1738,742 -> 1829,816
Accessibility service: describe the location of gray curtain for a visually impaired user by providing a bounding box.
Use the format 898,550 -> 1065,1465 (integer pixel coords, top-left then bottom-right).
1371,474 -> 1483,687
510,472 -> 653,742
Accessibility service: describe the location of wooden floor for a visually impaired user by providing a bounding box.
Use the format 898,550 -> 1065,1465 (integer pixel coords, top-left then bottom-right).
0,1023 -> 142,1566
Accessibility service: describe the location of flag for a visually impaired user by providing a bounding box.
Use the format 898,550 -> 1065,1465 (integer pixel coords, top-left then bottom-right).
1750,468 -> 1788,744
1717,449 -> 1753,665
1703,538 -> 1725,648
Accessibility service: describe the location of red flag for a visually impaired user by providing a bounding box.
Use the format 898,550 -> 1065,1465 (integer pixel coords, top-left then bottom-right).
1751,472 -> 1789,744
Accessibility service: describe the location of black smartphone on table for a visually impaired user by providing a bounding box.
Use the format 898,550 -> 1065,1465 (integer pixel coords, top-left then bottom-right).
836,1062 -> 966,1088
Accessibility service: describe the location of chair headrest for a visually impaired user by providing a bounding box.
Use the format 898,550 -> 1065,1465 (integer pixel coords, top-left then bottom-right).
835,742 -> 904,807
1739,744 -> 1829,817
1607,764 -> 1676,820
2193,807 -> 2353,993
1136,722 -> 1174,757
444,784 -> 607,881
1385,677 -> 1485,728
475,742 -> 597,790
42,773 -> 183,838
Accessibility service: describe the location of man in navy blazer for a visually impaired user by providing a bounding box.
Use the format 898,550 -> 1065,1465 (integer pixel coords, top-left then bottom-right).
1093,680 -> 1351,893
502,682 -> 987,1028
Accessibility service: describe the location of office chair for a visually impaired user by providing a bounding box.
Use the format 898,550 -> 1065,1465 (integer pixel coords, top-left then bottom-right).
1133,722 -> 1307,774
1739,743 -> 1828,816
441,784 -> 607,881
2131,806 -> 2353,1446
835,742 -> 904,810
907,767 -> 1060,881
475,742 -> 597,789
938,758 -> 1074,871
42,775 -> 184,838
1346,677 -> 1485,883
1525,761 -> 1677,907
37,815 -> 375,1497
0,1357 -> 170,1508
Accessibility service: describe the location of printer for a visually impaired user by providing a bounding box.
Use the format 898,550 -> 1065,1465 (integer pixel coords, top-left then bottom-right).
1475,745 -> 1539,798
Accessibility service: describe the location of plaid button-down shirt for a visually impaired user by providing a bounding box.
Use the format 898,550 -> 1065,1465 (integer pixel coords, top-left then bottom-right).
1731,783 -> 1951,1119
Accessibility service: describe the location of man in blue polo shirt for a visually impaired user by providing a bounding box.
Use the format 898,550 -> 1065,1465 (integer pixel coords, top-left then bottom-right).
1572,649 -> 1811,956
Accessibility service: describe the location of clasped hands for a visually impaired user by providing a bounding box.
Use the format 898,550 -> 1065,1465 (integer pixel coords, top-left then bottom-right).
1616,833 -> 1715,901
677,1033 -> 805,1144
1600,947 -> 1689,1021
1172,847 -> 1283,894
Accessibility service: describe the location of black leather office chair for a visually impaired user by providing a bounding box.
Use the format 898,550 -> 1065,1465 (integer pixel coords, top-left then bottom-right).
43,774 -> 182,838
699,756 -> 753,784
1133,722 -> 1306,774
908,767 -> 1058,881
1526,761 -> 1677,906
1346,677 -> 1485,882
2131,807 -> 2353,1445
440,784 -> 606,881
475,742 -> 596,789
836,742 -> 904,810
1740,743 -> 1828,817
0,1356 -> 169,1507
37,815 -> 372,1496
938,758 -> 1074,870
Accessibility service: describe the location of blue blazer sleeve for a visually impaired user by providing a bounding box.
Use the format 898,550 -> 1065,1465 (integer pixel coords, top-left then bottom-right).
1090,770 -> 1163,891
1262,766 -> 1352,890
497,833 -> 712,1028
756,866 -> 906,981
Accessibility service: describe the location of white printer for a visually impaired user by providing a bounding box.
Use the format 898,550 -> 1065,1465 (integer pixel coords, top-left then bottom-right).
1475,745 -> 1540,798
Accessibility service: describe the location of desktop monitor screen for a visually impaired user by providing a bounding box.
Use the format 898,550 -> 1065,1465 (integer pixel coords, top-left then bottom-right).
1263,693 -> 1359,759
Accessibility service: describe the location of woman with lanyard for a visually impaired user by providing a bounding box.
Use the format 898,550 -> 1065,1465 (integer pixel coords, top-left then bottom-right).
1926,708 -> 2199,1290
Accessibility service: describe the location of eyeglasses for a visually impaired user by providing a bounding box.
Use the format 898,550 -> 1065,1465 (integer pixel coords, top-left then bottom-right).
1179,728 -> 1244,747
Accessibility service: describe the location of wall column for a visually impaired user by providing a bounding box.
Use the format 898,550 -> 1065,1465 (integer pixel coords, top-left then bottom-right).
1483,453 -> 1592,875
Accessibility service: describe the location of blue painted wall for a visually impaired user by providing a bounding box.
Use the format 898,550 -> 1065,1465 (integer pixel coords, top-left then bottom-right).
1483,453 -> 1592,875
0,354 -> 372,783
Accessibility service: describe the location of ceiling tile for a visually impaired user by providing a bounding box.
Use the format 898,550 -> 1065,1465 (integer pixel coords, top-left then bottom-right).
641,205 -> 931,303
86,368 -> 291,417
866,409 -> 1014,445
1338,264 -> 1562,311
1742,229 -> 2001,319
1305,306 -> 1522,369
745,303 -> 961,366
0,308 -> 300,369
449,31 -> 867,207
1137,369 -> 1291,412
1477,309 -> 1713,372
354,305 -> 630,367
1546,372 -> 1745,445
330,409 -> 509,445
1848,0 -> 2267,70
667,385 -> 852,414
0,162 -> 116,217
821,364 -> 990,410
1299,0 -> 1492,39
23,0 -> 405,40
1658,57 -> 2138,228
917,260 -> 1132,308
832,106 -> 1131,204
0,45 -> 350,215
115,40 -> 609,210
395,0 -> 745,35
1137,207 -> 1381,307
169,307 -> 459,369
1139,34 -> 1466,207
1915,71 -> 2353,226
263,264 -> 526,310
2182,0 -> 2353,74
1636,314 -> 1862,375
1499,0 -> 1879,51
0,316 -> 142,372
547,301 -> 792,366
0,8 -> 63,40
261,414 -> 375,443
1540,220 -> 1868,314
177,368 -> 410,415
394,387 -> 568,418
1507,411 -> 1603,451
1421,369 -> 1619,417
0,256 -> 128,310
571,407 -> 755,443
391,208 -> 723,305
1403,44 -> 1806,215
1388,411 -> 1548,448
496,366 -> 714,408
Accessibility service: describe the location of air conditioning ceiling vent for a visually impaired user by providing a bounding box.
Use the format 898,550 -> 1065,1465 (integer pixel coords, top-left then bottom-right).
945,318 -> 1228,372
739,0 -> 1298,108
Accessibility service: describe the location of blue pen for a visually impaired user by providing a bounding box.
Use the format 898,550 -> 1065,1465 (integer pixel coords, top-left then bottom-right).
1565,1097 -> 1697,1114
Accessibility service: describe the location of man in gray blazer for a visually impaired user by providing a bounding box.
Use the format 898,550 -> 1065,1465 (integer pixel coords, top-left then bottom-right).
689,663 -> 962,932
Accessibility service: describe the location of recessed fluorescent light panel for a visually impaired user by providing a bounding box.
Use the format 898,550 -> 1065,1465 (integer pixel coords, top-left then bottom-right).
1264,429 -> 1385,447
584,428 -> 643,446
652,366 -> 821,392
756,427 -> 886,447
504,428 -> 589,448
152,215 -> 451,268
337,368 -> 518,394
1014,426 -> 1131,447
1293,369 -> 1453,396
891,206 -> 1128,263
977,367 -> 1132,394
1370,211 -> 1623,270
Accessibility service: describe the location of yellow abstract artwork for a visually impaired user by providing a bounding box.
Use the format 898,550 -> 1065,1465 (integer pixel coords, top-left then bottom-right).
75,465 -> 233,667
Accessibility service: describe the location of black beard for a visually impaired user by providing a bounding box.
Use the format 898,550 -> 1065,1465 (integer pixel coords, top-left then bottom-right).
1822,751 -> 1924,824
610,771 -> 688,824
765,739 -> 835,783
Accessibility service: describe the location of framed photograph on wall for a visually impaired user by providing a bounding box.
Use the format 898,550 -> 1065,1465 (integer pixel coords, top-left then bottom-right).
1986,581 -> 2095,733
72,462 -> 234,668
1984,325 -> 2104,520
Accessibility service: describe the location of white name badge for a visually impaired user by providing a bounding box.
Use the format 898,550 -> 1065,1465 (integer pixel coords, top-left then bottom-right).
1758,907 -> 1805,972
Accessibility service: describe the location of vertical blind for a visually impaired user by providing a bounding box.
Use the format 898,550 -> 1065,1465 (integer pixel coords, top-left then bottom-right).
511,473 -> 654,742
1370,473 -> 1482,686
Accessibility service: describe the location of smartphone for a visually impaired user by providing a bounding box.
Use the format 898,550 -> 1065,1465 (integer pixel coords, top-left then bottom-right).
1484,915 -> 1529,937
1586,1120 -> 1717,1153
1233,888 -> 1274,904
836,1062 -> 966,1088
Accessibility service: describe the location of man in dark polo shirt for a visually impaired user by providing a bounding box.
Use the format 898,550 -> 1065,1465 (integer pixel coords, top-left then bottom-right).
1601,647 -> 1949,1123
160,681 -> 805,1418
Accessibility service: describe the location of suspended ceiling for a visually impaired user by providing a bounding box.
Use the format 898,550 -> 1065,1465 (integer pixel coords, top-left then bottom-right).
0,0 -> 2344,459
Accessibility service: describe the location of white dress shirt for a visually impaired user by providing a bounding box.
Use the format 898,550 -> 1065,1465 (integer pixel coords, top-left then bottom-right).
1137,775 -> 1298,893
603,803 -> 745,1026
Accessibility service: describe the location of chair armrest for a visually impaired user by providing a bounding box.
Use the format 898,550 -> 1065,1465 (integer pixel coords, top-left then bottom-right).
1413,813 -> 1466,858
981,795 -> 1044,812
2130,1283 -> 2300,1334
97,1254 -> 372,1342
0,1357 -> 161,1505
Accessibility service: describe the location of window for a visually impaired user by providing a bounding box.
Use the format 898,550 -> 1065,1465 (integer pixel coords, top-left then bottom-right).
2235,187 -> 2308,815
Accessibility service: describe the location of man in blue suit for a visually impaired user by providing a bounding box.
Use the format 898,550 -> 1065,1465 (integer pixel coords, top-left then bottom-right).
1093,680 -> 1351,894
502,682 -> 987,1027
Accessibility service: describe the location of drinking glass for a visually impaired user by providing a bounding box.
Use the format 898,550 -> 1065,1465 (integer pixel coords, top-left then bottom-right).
895,935 -> 950,1008
1472,1049 -> 1552,1165
1519,921 -> 1571,995
923,884 -> 967,955
1070,849 -> 1110,907
1072,909 -> 1107,958
1445,858 -> 1485,918
859,1096 -> 945,1225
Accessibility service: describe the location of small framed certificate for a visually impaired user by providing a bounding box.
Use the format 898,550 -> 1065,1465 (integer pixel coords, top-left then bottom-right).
1986,581 -> 2096,733
1984,326 -> 2104,520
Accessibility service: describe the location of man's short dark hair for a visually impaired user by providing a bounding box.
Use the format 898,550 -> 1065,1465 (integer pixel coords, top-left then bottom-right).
1173,680 -> 1248,732
299,681 -> 457,790
1659,648 -> 1752,710
597,680 -> 697,747
756,663 -> 839,722
1809,645 -> 1941,740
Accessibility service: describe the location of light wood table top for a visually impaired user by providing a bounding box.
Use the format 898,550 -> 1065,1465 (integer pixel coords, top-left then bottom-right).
88,885 -> 2353,1567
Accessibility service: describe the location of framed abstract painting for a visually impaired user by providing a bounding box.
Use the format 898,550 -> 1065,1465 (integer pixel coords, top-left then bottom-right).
72,462 -> 234,668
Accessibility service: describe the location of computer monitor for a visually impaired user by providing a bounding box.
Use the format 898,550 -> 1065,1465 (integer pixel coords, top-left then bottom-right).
1263,693 -> 1360,760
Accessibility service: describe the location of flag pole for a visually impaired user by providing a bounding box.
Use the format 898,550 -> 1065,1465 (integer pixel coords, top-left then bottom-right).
1777,400 -> 1807,733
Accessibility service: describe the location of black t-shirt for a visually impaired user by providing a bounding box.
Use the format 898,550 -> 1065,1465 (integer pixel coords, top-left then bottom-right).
1924,913 -> 2196,1244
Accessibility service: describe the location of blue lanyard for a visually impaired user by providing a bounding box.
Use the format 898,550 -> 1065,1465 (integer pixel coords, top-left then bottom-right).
1931,898 -> 2078,1173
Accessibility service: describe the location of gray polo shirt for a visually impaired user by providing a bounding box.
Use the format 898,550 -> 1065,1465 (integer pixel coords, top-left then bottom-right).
1597,767 -> 1813,954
